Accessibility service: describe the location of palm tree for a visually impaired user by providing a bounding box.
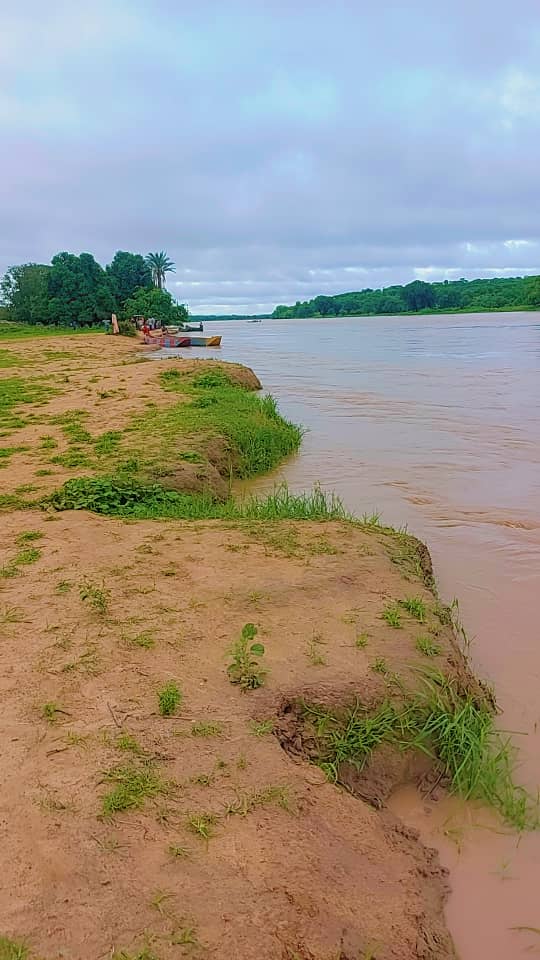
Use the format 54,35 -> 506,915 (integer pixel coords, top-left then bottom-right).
145,251 -> 175,290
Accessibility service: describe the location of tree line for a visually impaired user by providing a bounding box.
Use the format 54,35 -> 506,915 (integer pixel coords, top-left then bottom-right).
0,250 -> 188,327
272,275 -> 540,319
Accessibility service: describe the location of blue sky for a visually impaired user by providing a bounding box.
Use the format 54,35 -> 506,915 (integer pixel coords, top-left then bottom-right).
1,1 -> 540,313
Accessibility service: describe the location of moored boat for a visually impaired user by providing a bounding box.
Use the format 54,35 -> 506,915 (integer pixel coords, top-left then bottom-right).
143,333 -> 221,348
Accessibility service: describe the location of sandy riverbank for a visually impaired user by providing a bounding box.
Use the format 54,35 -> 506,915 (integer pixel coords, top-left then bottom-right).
0,333 -> 503,959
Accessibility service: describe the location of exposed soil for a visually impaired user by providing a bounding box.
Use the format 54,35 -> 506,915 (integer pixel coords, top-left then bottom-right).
0,336 -> 461,959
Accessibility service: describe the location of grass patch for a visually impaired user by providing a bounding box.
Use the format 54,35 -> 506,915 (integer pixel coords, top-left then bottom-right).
42,701 -> 62,723
14,547 -> 41,566
0,936 -> 29,960
80,580 -> 110,615
127,631 -> 155,649
224,784 -> 292,816
50,449 -> 93,468
0,377 -> 56,421
381,603 -> 402,628
249,718 -> 275,736
300,674 -> 539,830
101,763 -> 167,817
15,530 -> 43,545
158,681 -> 182,716
416,636 -> 441,657
354,632 -> 369,649
186,812 -> 217,840
399,596 -> 428,622
191,721 -> 223,737
46,477 -> 348,522
94,430 -> 122,455
227,623 -> 266,690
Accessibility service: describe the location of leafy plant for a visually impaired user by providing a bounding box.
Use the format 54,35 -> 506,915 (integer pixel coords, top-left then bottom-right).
101,763 -> 166,817
227,623 -> 266,690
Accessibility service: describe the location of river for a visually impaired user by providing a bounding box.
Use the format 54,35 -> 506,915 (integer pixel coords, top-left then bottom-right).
161,312 -> 540,958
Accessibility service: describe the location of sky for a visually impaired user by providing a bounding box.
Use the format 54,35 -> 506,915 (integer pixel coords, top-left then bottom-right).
1,1 -> 540,315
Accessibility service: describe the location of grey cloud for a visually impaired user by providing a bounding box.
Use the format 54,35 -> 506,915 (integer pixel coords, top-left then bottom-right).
1,1 -> 540,313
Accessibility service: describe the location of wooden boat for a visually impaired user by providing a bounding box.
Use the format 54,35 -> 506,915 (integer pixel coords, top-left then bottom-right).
143,333 -> 221,348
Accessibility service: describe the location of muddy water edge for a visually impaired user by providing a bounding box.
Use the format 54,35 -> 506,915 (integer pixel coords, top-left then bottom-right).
179,312 -> 540,960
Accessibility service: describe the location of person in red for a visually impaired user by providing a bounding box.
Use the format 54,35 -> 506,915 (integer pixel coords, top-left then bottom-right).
142,321 -> 150,338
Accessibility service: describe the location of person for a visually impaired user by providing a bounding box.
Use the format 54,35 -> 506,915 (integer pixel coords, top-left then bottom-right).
142,321 -> 150,338
111,313 -> 119,335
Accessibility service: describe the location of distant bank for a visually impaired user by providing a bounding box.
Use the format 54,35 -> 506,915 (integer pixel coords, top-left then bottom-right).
194,273 -> 540,322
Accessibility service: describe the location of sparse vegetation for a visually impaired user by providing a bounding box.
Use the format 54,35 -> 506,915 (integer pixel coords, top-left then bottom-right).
41,701 -> 62,723
79,580 -> 110,615
101,763 -> 167,817
158,681 -> 182,716
227,623 -> 266,690
399,596 -> 427,622
191,721 -> 223,737
249,718 -> 275,737
355,632 -> 369,649
306,632 -> 327,666
381,603 -> 402,628
186,813 -> 217,840
416,636 -> 441,657
0,936 -> 29,960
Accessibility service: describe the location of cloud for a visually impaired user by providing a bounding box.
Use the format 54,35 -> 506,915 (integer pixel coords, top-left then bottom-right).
1,1 -> 540,313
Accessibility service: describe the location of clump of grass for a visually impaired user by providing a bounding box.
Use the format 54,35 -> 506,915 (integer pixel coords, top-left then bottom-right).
50,449 -> 93,468
355,632 -> 369,649
112,947 -> 159,960
399,596 -> 427,622
127,631 -> 155,649
14,547 -> 41,566
224,784 -> 292,816
186,812 -> 217,840
191,721 -> 223,737
301,675 -> 540,830
42,701 -> 62,723
0,936 -> 29,960
371,657 -> 389,675
39,435 -> 58,450
416,636 -> 441,657
55,579 -> 72,594
80,580 -> 110,615
158,681 -> 182,716
15,530 -> 43,545
168,844 -> 190,859
0,605 -> 24,625
381,603 -> 402,628
249,718 -> 275,736
94,430 -> 122,455
227,623 -> 266,690
101,763 -> 167,817
116,734 -> 143,754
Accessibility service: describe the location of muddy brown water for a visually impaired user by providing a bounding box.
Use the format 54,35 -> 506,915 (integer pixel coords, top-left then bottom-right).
153,312 -> 540,958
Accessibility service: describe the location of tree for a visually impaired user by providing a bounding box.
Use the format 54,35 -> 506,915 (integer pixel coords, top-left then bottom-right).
123,286 -> 188,324
47,252 -> 115,326
0,263 -> 50,323
145,251 -> 175,290
403,280 -> 436,312
106,251 -> 152,305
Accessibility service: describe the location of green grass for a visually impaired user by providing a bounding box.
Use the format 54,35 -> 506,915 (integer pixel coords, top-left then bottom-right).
0,349 -> 24,368
249,718 -> 275,736
42,701 -> 62,723
0,378 -> 56,427
46,477 -> 349,522
101,763 -> 167,817
354,632 -> 369,649
399,596 -> 428,622
127,631 -> 155,649
157,681 -> 182,716
50,450 -> 94,468
301,674 -> 539,830
191,721 -> 223,737
416,636 -> 441,657
186,812 -> 217,840
0,936 -> 29,960
14,547 -> 41,566
94,430 -> 122,455
116,734 -> 143,754
15,530 -> 43,545
381,603 -> 402,628
80,581 -> 110,615
0,321 -> 103,340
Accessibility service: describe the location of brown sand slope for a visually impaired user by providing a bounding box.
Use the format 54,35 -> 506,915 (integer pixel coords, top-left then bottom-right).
1,510 -> 457,960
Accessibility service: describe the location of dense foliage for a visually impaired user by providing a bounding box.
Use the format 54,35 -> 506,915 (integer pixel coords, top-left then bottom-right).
0,249 -> 184,327
273,275 -> 540,319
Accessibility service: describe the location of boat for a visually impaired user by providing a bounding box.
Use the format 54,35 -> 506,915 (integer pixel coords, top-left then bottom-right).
143,333 -> 221,348
183,322 -> 203,332
247,319 -> 262,323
